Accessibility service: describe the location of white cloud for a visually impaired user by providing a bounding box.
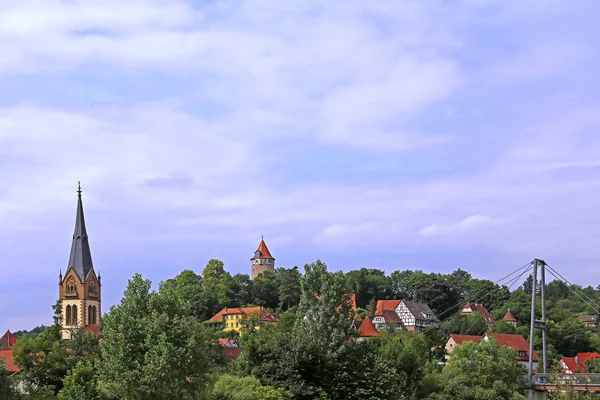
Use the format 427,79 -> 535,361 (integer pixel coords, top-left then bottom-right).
420,215 -> 502,238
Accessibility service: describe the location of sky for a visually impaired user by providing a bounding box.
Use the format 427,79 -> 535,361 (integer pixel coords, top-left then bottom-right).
1,0 -> 600,333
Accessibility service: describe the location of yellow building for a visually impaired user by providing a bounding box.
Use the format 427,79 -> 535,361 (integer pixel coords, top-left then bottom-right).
207,306 -> 278,334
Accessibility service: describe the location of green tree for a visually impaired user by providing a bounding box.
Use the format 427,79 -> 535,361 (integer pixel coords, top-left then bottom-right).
345,268 -> 390,308
202,259 -> 235,317
252,270 -> 280,310
0,359 -> 19,400
463,279 -> 509,311
231,273 -> 255,307
547,317 -> 591,356
13,325 -> 68,394
212,375 -> 292,400
441,312 -> 487,335
277,267 -> 301,311
492,319 -> 517,334
57,359 -> 103,400
164,269 -> 206,321
389,270 -> 416,299
97,273 -> 219,400
243,260 -> 400,400
428,339 -> 526,399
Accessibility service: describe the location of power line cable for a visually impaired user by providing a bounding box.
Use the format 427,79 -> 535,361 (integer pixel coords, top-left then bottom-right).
436,261 -> 533,322
470,264 -> 534,336
545,266 -> 600,316
545,264 -> 600,311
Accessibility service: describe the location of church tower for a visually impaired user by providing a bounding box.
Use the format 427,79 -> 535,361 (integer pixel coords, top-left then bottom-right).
58,183 -> 101,339
251,237 -> 275,279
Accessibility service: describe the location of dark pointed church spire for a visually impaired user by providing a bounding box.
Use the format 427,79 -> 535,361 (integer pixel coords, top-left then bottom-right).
67,182 -> 94,281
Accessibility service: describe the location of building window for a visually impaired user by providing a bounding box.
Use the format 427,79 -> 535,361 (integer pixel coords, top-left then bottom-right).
67,277 -> 76,294
89,280 -> 97,295
88,305 -> 97,325
72,305 -> 78,326
66,305 -> 72,325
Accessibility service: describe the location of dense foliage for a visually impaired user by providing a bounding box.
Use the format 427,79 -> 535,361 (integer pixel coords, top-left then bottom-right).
5,259 -> 600,398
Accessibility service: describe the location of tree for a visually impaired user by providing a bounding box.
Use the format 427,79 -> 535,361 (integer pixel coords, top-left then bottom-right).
212,375 -> 292,400
441,312 -> 487,336
277,267 -> 301,311
252,271 -> 280,310
547,317 -> 591,356
243,260 -> 400,400
231,273 -> 255,307
463,279 -> 508,311
492,319 -> 517,334
585,357 -> 600,373
546,280 -> 570,303
13,325 -> 69,394
57,359 -> 103,400
345,268 -> 389,308
163,269 -> 206,321
389,270 -> 416,299
202,259 -> 235,317
97,273 -> 219,400
0,359 -> 19,400
428,339 -> 527,399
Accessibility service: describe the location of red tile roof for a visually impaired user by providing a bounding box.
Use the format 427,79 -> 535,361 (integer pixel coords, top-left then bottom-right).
448,334 -> 483,345
376,300 -> 400,314
84,324 -> 101,335
376,309 -> 403,324
253,238 -> 274,259
0,349 -> 18,374
561,353 -> 600,373
208,306 -> 278,323
562,357 -> 580,373
485,333 -> 539,361
347,294 -> 357,311
0,330 -> 16,350
358,317 -> 381,337
223,347 -> 244,362
463,303 -> 496,324
504,310 -> 517,322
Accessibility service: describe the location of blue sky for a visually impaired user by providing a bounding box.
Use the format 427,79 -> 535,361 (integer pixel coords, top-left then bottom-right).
2,1 -> 600,333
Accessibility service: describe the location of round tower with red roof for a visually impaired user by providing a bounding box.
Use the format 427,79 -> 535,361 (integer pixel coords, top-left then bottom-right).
251,236 -> 275,280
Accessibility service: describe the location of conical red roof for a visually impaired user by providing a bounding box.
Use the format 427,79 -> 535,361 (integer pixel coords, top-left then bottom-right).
504,310 -> 517,322
358,317 -> 380,337
253,238 -> 274,260
0,330 -> 16,350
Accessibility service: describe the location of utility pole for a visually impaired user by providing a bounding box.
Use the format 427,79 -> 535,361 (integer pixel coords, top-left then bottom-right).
528,258 -> 548,388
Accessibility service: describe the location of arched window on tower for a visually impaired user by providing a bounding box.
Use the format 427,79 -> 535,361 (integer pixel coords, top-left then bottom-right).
89,280 -> 97,295
67,277 -> 76,295
88,305 -> 93,324
72,305 -> 78,326
66,305 -> 72,325
92,306 -> 97,324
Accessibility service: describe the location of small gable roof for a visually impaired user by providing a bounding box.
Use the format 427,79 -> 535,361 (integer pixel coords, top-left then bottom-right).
464,303 -> 495,324
0,330 -> 16,350
504,310 -> 517,322
376,309 -> 403,324
448,334 -> 483,345
376,300 -> 400,314
358,317 -> 381,337
401,300 -> 440,322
